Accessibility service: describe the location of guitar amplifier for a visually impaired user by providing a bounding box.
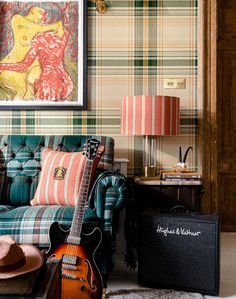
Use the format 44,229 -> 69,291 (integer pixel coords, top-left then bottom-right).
138,210 -> 220,295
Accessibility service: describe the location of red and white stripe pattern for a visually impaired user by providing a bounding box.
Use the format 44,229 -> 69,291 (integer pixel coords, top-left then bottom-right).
121,95 -> 180,136
31,148 -> 86,207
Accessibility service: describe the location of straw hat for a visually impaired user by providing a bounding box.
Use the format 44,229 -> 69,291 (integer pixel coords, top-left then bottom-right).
0,235 -> 44,279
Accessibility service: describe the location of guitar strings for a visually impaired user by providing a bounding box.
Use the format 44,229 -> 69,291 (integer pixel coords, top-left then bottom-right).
59,142 -> 103,293
64,159 -> 92,264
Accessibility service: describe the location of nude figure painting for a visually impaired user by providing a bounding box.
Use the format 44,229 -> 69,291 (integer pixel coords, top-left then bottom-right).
0,0 -> 87,109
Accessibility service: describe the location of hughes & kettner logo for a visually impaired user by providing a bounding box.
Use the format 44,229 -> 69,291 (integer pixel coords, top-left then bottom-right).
156,225 -> 201,237
54,166 -> 67,180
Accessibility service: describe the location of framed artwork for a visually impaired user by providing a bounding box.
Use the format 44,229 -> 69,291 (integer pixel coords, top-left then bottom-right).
0,0 -> 87,110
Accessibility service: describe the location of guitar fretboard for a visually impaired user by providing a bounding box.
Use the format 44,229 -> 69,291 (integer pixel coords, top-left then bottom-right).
68,159 -> 93,243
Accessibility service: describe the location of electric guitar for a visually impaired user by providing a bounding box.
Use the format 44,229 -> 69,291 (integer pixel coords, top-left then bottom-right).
47,139 -> 104,299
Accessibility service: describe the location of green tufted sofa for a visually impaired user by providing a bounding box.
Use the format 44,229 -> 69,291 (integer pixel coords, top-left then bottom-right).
0,135 -> 128,274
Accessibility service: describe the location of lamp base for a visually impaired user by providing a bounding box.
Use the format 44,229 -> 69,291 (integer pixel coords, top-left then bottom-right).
143,166 -> 159,177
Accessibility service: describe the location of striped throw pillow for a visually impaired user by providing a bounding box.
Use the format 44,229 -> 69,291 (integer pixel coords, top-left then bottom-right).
31,148 -> 86,206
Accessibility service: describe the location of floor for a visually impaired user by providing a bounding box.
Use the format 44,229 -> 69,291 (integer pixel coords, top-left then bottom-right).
107,233 -> 236,298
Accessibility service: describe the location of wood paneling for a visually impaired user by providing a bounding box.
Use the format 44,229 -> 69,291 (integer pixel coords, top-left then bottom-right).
220,54 -> 236,157
218,0 -> 236,230
222,0 -> 236,35
220,175 -> 236,230
203,0 -> 236,230
202,0 -> 218,214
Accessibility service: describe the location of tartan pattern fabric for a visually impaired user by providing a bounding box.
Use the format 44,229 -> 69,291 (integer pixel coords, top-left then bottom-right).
0,175 -> 127,237
0,172 -> 127,273
0,134 -> 128,273
0,1 -> 199,175
92,173 -> 128,232
0,135 -> 114,206
0,205 -> 99,247
89,170 -> 128,271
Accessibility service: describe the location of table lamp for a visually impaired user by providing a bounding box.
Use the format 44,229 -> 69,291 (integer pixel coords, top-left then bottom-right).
121,95 -> 180,177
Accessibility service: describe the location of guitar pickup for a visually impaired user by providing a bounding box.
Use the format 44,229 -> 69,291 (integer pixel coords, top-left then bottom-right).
67,236 -> 81,245
62,265 -> 78,271
62,254 -> 78,265
62,273 -> 78,280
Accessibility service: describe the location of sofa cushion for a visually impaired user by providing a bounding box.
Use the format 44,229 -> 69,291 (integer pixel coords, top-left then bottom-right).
0,205 -> 100,248
31,148 -> 86,206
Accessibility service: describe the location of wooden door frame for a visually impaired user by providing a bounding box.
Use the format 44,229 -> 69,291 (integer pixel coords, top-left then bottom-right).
202,0 -> 218,214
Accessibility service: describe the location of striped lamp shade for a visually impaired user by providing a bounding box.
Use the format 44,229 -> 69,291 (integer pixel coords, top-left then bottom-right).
121,95 -> 180,136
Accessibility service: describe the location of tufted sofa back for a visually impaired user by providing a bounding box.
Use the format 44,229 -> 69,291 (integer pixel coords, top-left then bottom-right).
0,135 -> 114,206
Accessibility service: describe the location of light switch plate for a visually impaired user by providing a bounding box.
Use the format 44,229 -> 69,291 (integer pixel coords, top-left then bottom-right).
164,78 -> 186,89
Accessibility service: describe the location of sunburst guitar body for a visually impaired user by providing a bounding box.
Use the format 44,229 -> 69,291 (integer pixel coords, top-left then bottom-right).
48,222 -> 103,299
47,139 -> 105,299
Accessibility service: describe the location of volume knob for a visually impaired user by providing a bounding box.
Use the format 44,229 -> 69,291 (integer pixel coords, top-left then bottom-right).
80,285 -> 85,291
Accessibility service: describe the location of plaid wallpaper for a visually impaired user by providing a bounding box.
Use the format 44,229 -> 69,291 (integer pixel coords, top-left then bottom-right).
0,0 -> 199,175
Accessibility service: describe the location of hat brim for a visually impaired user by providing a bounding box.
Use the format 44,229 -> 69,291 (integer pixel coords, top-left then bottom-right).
0,245 -> 44,279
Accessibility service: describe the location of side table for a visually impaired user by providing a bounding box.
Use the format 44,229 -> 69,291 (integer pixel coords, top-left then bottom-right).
113,158 -> 129,177
133,176 -> 203,215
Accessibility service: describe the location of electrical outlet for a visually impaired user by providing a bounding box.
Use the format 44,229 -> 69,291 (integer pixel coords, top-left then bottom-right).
164,78 -> 186,89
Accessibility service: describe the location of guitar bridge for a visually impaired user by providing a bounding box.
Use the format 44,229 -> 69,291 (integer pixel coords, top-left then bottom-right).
62,254 -> 78,265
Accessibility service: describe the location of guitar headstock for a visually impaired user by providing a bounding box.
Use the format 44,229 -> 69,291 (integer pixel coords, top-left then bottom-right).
84,139 -> 105,161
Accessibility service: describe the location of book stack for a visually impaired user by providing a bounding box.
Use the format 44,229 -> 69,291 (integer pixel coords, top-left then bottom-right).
161,171 -> 202,181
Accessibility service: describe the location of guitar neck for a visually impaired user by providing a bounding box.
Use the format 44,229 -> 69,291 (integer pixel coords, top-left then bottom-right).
68,159 -> 93,244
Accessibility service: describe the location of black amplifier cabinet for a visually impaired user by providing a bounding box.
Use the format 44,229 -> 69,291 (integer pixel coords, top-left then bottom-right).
138,211 -> 220,295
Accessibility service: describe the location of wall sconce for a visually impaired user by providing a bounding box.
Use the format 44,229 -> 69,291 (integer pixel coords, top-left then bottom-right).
89,0 -> 108,14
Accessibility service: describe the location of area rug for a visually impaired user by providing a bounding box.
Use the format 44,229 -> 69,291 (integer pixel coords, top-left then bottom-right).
106,288 -> 205,299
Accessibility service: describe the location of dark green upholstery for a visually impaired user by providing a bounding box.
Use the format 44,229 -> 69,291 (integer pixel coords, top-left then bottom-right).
0,135 -> 114,206
0,206 -> 100,245
0,135 -> 128,274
